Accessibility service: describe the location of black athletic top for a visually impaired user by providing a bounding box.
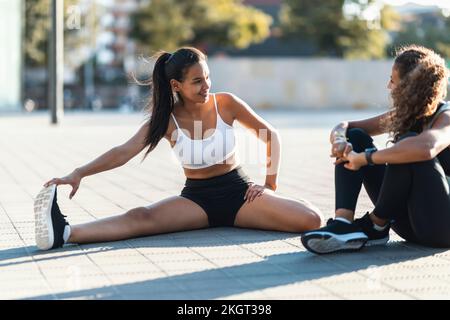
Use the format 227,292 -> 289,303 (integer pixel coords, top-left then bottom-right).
405,102 -> 450,175
428,102 -> 450,176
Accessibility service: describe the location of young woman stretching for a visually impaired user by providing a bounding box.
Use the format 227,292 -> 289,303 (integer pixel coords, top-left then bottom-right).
34,47 -> 322,250
301,45 -> 450,254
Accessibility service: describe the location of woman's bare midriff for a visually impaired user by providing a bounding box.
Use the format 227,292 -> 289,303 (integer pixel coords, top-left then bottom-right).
183,154 -> 239,179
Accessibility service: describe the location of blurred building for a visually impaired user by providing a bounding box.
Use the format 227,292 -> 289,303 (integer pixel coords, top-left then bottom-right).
83,0 -> 142,110
392,2 -> 443,16
97,0 -> 140,72
61,0 -> 142,110
0,0 -> 23,111
392,2 -> 445,26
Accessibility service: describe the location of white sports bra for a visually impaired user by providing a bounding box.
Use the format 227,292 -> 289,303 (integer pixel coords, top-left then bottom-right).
170,94 -> 236,170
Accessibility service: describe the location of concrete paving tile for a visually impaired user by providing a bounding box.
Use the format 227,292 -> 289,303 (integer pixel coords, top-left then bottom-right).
108,272 -> 168,284
99,263 -> 162,274
144,251 -> 207,262
260,282 -> 337,299
113,281 -> 185,295
154,260 -> 218,271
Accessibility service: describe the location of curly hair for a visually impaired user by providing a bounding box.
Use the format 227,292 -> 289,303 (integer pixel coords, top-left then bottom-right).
383,45 -> 449,142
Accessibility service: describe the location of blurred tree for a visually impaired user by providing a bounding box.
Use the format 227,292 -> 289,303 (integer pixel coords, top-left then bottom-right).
131,0 -> 273,53
388,11 -> 450,58
25,0 -> 52,66
25,0 -> 95,67
280,0 -> 400,59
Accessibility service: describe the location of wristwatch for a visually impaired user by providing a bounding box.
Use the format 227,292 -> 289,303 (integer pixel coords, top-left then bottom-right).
365,147 -> 377,166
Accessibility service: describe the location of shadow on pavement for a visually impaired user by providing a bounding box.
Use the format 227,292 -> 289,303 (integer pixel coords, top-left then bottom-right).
2,230 -> 443,300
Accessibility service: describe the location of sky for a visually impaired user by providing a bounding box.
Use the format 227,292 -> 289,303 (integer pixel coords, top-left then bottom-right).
344,0 -> 450,21
382,0 -> 450,9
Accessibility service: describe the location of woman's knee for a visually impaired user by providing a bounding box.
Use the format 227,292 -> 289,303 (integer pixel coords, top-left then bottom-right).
298,200 -> 323,230
307,211 -> 323,230
346,128 -> 374,152
125,207 -> 155,227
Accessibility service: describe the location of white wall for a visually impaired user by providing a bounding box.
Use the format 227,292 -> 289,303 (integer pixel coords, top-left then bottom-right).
0,0 -> 22,111
209,58 -> 393,109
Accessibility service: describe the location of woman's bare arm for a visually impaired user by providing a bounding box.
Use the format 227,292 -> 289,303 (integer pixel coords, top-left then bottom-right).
330,111 -> 392,143
348,111 -> 392,136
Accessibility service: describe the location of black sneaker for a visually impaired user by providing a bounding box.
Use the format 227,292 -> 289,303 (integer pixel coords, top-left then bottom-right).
34,185 -> 69,250
353,212 -> 390,247
301,218 -> 368,254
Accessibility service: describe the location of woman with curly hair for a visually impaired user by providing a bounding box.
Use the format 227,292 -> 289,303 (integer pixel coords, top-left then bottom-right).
301,45 -> 450,254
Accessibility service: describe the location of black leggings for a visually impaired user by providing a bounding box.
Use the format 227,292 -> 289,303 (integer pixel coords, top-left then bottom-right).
336,128 -> 450,247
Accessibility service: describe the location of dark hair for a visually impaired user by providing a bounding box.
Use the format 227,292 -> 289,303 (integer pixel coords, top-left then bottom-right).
382,45 -> 449,141
143,47 -> 207,159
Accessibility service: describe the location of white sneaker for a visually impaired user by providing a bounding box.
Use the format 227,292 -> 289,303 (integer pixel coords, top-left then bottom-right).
34,185 -> 69,250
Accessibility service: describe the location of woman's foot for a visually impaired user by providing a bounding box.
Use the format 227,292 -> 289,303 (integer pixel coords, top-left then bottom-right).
354,213 -> 390,247
300,213 -> 390,254
34,185 -> 70,250
301,218 -> 368,254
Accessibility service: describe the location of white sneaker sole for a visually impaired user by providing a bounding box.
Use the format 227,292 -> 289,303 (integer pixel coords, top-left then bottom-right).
366,236 -> 390,246
34,185 -> 56,250
301,231 -> 368,254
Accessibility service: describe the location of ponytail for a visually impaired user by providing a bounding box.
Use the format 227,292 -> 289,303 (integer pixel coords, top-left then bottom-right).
143,52 -> 174,159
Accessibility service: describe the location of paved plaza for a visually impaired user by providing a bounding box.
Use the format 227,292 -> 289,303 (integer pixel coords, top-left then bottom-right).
1,110 -> 450,300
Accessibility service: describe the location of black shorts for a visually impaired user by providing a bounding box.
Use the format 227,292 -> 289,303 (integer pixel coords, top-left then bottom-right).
180,166 -> 251,227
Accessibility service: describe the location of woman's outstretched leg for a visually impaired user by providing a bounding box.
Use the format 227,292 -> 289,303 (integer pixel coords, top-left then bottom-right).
35,185 -> 209,250
69,196 -> 209,244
